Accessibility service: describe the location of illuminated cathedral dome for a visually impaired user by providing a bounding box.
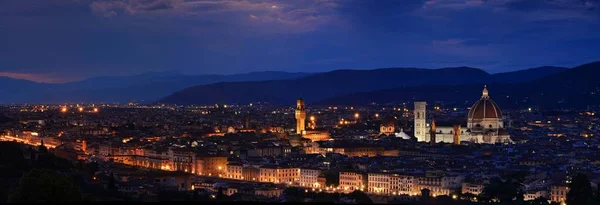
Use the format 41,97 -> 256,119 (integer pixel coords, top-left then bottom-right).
380,116 -> 396,136
381,116 -> 396,127
467,85 -> 504,130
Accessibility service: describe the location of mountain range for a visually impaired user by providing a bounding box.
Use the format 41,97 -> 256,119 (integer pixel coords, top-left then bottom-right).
317,62 -> 600,109
6,62 -> 598,109
159,65 -> 571,107
0,71 -> 310,104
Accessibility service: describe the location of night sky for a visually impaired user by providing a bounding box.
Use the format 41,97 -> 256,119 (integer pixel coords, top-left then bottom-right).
1,0 -> 599,83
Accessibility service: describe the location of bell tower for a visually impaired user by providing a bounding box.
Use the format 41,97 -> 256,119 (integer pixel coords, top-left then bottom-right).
295,98 -> 306,134
414,101 -> 427,142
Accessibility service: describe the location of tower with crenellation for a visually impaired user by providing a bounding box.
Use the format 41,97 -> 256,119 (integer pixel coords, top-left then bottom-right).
295,98 -> 306,134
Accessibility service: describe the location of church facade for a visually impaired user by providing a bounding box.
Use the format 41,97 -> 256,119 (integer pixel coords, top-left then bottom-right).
415,86 -> 512,144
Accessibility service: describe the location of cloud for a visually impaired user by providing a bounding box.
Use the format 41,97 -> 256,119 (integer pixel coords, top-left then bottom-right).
0,72 -> 66,83
86,0 -> 343,33
432,38 -> 465,46
427,38 -> 499,59
89,0 -> 185,17
423,0 -> 485,10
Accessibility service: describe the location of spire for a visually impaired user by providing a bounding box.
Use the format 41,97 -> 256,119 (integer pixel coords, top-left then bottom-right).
482,85 -> 489,99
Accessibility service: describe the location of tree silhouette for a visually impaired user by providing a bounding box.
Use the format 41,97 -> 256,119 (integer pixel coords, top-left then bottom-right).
324,171 -> 339,187
592,186 -> 600,204
567,174 -> 593,205
107,172 -> 116,192
527,197 -> 550,205
8,169 -> 82,202
282,187 -> 304,202
481,177 -> 524,203
349,190 -> 373,204
216,187 -> 225,201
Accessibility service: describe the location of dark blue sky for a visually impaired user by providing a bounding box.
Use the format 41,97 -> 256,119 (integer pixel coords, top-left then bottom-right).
1,0 -> 599,82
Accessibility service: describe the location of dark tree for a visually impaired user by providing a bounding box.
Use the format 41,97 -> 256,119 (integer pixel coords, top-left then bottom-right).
107,172 -> 116,192
567,174 -> 593,205
481,177 -> 523,203
216,187 -> 225,201
592,186 -> 600,204
348,190 -> 373,204
282,187 -> 304,202
83,162 -> 99,176
8,169 -> 82,202
527,197 -> 550,205
324,171 -> 340,187
283,187 -> 304,197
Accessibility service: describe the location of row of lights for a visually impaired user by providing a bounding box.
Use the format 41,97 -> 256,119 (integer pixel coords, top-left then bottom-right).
61,107 -> 99,113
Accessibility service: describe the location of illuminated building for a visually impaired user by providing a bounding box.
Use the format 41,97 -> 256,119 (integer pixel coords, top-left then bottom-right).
254,188 -> 284,198
462,182 -> 484,195
259,165 -> 300,184
339,172 -> 366,193
242,166 -> 260,182
170,148 -> 196,174
415,86 -> 512,144
295,98 -> 306,134
414,102 -> 427,142
293,99 -> 331,142
393,174 -> 417,195
301,130 -> 331,142
429,119 -> 436,144
368,173 -> 391,195
227,164 -> 244,180
380,116 -> 395,136
467,86 -> 505,131
416,171 -> 463,197
453,125 -> 461,145
196,155 -> 228,176
299,168 -> 323,188
551,185 -> 569,203
308,116 -> 316,130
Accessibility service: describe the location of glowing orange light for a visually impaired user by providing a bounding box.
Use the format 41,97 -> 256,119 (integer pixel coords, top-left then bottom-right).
61,107 -> 68,113
78,107 -> 83,112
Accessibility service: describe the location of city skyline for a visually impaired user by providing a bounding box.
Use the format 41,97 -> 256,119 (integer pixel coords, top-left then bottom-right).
1,1 -> 600,204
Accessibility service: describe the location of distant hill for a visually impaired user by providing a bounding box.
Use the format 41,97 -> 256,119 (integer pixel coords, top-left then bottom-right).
490,66 -> 568,83
158,65 -> 571,106
0,71 -> 310,104
317,62 -> 600,109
